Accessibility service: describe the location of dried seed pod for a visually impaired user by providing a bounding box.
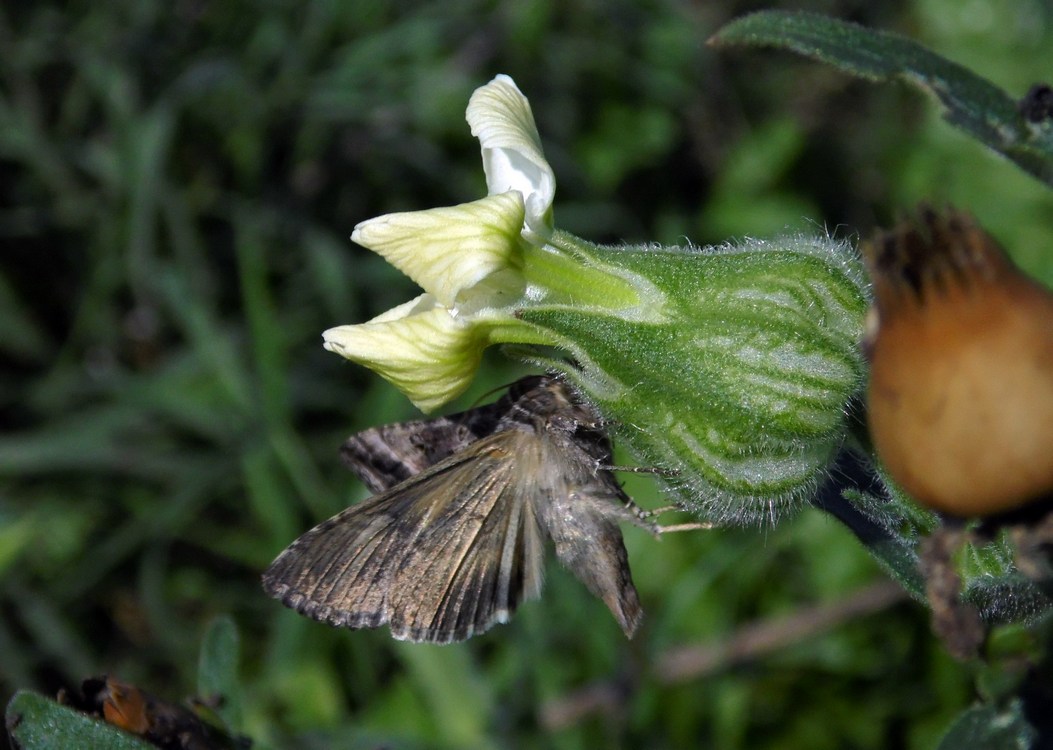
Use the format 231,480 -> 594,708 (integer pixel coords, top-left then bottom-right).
863,207 -> 1053,517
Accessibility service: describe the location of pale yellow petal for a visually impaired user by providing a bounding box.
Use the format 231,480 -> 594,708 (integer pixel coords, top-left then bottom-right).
322,300 -> 484,412
351,193 -> 526,308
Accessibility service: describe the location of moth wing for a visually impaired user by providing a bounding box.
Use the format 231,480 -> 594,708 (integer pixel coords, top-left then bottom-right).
341,419 -> 480,493
540,476 -> 648,639
339,375 -> 551,493
261,486 -> 416,632
385,431 -> 550,643
263,431 -> 547,643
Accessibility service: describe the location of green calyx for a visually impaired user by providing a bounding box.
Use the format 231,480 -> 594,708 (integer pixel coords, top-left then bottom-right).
516,232 -> 870,524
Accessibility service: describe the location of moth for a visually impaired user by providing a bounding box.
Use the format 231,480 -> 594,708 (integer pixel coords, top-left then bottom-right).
262,374 -> 694,644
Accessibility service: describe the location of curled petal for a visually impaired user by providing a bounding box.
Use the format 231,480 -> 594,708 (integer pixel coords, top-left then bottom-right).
351,193 -> 526,308
467,75 -> 555,240
323,295 -> 484,412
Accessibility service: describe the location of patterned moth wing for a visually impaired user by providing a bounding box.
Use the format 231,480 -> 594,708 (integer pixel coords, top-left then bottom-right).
263,375 -> 657,642
340,375 -> 549,493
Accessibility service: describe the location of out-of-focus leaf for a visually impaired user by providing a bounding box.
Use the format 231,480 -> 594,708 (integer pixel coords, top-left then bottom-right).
710,11 -> 1053,188
700,117 -> 817,238
935,700 -> 1035,750
0,273 -> 50,362
197,615 -> 243,733
0,512 -> 34,578
0,405 -> 181,478
577,103 -> 676,190
391,642 -> 494,749
10,581 -> 94,679
4,690 -> 155,750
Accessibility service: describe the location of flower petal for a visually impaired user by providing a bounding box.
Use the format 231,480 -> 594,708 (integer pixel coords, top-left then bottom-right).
467,75 -> 555,240
322,295 -> 484,412
351,193 -> 526,308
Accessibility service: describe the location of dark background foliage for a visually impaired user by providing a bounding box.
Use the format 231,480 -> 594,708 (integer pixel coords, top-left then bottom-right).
2,1 -> 1053,748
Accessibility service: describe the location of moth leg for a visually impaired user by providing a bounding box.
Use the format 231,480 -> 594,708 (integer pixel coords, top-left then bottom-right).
655,521 -> 713,533
642,503 -> 714,533
604,493 -> 712,534
598,463 -> 681,477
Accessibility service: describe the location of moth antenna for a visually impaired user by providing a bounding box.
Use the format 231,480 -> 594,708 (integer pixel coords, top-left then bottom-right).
470,379 -> 521,407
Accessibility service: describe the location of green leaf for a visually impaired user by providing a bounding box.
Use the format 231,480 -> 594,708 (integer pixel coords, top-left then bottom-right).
958,531 -> 1049,625
5,691 -> 155,750
710,10 -> 1053,188
935,701 -> 1035,750
965,574 -> 1051,627
832,489 -> 927,600
197,615 -> 243,733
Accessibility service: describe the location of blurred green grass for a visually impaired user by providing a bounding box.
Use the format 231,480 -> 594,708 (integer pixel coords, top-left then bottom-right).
2,0 -> 1053,748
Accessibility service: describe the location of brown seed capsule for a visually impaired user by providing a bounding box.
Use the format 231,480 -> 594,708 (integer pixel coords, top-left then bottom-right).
863,207 -> 1053,517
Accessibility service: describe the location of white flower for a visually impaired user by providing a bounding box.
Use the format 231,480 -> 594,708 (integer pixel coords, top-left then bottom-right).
323,296 -> 484,413
328,75 -> 556,410
350,192 -> 526,309
467,74 -> 555,242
